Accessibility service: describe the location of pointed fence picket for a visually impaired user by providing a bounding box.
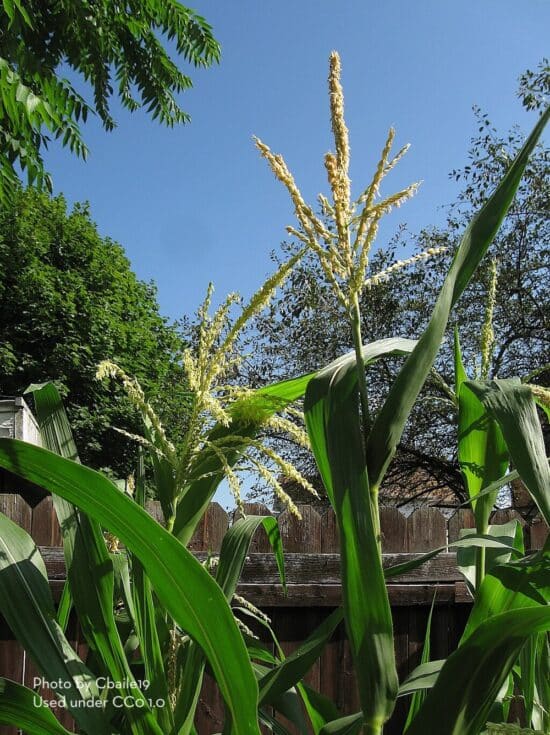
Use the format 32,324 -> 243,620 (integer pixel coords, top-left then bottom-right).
0,495 -> 547,735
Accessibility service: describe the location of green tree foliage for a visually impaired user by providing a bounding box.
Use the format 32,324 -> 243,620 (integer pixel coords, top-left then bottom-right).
243,62 -> 549,507
0,0 -> 220,199
0,187 -> 188,477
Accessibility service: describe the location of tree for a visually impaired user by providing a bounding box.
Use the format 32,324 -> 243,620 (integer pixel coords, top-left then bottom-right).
242,62 -> 549,508
0,0 -> 220,199
0,187 -> 188,477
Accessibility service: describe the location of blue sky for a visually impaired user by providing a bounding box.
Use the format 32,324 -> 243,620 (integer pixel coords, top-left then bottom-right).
44,0 -> 549,324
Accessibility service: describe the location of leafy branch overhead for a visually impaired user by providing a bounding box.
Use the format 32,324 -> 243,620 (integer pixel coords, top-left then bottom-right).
0,0 -> 220,200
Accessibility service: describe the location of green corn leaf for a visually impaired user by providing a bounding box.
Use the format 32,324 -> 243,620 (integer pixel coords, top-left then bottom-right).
253,662 -> 311,734
258,608 -> 344,706
455,469 -> 521,510
486,673 -> 514,726
2,0 -> 15,23
12,0 -> 32,26
132,562 -> 173,734
520,634 -> 537,728
298,684 -> 341,735
384,533 -> 521,580
455,331 -> 509,532
464,379 -> 550,527
25,381 -> 79,460
0,679 -> 74,735
366,107 -> 550,492
0,439 -> 261,735
69,514 -> 165,735
453,327 -> 468,390
406,607 -> 550,735
533,632 -> 550,732
0,513 -> 110,734
172,640 -> 205,735
112,552 -> 136,624
121,380 -> 180,523
55,579 -> 72,631
305,339 -> 417,731
462,548 -> 550,642
404,652 -> 516,723
251,642 -> 340,735
457,521 -> 524,595
27,382 -> 115,643
133,402 -> 177,524
26,382 -> 164,734
262,674 -> 339,735
130,457 -> 172,734
404,592 -> 436,731
217,514 -> 286,596
251,621 -> 341,735
174,514 -> 285,735
150,451 -> 178,529
173,371 -> 317,544
244,636 -> 279,666
274,689 -> 313,735
461,544 -> 549,735
305,338 -> 415,497
319,712 -> 364,735
398,660 -> 445,698
408,665 -> 520,728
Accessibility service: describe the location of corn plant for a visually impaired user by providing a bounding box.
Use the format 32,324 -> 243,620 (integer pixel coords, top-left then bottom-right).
0,53 -> 548,735
253,53 -> 550,734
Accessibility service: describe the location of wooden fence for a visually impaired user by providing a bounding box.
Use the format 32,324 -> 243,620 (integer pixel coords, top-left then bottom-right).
0,493 -> 548,735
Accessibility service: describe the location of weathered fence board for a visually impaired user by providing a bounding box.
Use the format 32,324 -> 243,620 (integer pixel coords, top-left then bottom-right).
279,505 -> 322,553
380,506 -> 408,552
31,496 -> 63,546
240,502 -> 273,552
0,494 -> 31,533
33,547 -> 473,603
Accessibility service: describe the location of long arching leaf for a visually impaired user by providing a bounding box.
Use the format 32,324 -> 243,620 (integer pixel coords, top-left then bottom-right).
0,438 -> 261,735
404,592 -> 436,730
174,514 -> 285,735
217,515 -> 286,597
366,107 -> 550,492
454,333 -> 508,533
406,607 -> 550,735
461,548 -> 550,641
0,679 -> 74,735
319,712 -> 363,735
26,382 -> 165,734
0,514 -> 110,734
464,379 -> 550,527
258,608 -> 344,706
305,339 -> 416,730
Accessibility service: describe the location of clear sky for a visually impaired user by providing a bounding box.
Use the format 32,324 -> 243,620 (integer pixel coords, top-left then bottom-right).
43,0 -> 549,324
